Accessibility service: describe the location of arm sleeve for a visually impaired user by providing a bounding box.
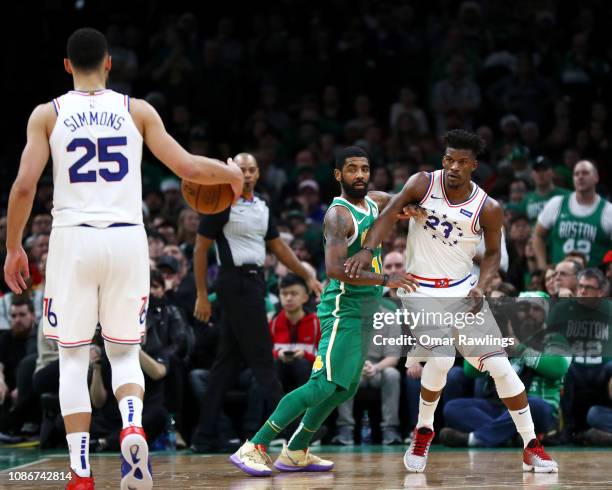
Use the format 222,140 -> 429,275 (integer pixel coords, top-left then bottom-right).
197,208 -> 230,240
264,212 -> 280,241
536,196 -> 563,229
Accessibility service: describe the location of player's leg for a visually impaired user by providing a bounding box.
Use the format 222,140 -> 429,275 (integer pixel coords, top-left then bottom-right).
230,375 -> 338,476
44,227 -> 99,486
271,380 -> 360,473
466,355 -> 558,472
98,226 -> 152,489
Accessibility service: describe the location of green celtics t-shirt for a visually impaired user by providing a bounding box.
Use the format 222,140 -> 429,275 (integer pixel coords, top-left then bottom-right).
547,298 -> 612,365
318,196 -> 383,320
548,194 -> 610,267
517,187 -> 570,225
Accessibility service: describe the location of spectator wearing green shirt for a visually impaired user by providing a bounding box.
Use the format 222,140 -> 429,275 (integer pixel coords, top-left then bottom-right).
516,157 -> 570,225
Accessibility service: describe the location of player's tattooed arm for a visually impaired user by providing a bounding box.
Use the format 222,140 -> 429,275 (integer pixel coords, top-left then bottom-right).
344,172 -> 430,278
474,197 -> 503,294
324,207 -> 417,290
367,190 -> 427,220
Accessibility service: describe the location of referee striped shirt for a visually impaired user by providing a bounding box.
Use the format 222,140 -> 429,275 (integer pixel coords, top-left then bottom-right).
197,195 -> 279,267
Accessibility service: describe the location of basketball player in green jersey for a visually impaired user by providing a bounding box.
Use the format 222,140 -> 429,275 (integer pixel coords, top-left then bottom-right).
230,146 -> 421,476
534,160 -> 612,268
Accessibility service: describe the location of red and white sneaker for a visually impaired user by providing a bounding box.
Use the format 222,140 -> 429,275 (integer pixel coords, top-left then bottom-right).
66,469 -> 94,489
403,427 -> 435,473
523,439 -> 558,473
120,426 -> 153,489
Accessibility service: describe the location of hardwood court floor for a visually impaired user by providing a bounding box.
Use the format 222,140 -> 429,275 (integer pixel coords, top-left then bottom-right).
1,446 -> 611,489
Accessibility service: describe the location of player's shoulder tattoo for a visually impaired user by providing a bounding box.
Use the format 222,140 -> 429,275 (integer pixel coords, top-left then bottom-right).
324,205 -> 353,244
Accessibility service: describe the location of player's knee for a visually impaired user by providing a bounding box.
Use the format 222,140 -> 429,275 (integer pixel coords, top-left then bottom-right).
104,341 -> 145,394
58,345 -> 91,416
381,367 -> 400,382
301,377 -> 337,406
481,356 -> 524,399
429,356 -> 455,374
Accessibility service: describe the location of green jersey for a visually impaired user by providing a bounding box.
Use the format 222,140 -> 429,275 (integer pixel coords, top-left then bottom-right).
549,194 -> 611,267
548,299 -> 612,365
517,187 -> 570,225
318,196 -> 383,320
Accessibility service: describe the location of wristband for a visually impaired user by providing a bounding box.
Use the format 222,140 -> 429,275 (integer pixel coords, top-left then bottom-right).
361,246 -> 374,255
381,273 -> 389,286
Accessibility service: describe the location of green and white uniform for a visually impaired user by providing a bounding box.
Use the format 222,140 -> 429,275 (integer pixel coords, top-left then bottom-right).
313,196 -> 383,389
538,193 -> 612,267
516,187 -> 570,225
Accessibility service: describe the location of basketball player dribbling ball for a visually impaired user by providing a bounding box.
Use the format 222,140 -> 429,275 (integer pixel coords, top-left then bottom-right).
2,28 -> 243,490
346,130 -> 558,474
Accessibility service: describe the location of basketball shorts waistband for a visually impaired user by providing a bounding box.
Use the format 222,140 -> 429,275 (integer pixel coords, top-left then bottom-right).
411,273 -> 472,288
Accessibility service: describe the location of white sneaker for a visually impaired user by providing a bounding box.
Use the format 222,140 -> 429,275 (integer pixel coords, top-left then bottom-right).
522,439 -> 558,473
229,440 -> 273,477
403,427 -> 435,473
274,443 -> 334,472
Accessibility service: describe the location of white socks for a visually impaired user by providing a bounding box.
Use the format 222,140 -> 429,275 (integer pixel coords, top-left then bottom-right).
416,395 -> 439,429
118,396 -> 143,428
67,432 -> 90,477
509,405 -> 536,448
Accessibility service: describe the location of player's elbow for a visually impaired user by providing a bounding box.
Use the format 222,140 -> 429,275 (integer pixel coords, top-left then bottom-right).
325,264 -> 345,282
11,179 -> 36,199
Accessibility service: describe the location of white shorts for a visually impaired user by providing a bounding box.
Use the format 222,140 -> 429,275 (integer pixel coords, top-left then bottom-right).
43,225 -> 150,347
399,273 -> 506,365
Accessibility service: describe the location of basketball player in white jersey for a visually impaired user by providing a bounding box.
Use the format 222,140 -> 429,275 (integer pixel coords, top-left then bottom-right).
3,28 -> 243,490
345,130 -> 558,474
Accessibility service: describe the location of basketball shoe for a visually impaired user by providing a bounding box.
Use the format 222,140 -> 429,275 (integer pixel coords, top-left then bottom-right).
274,443 -> 334,472
66,469 -> 94,490
229,440 -> 273,476
119,426 -> 152,489
403,427 -> 435,473
523,439 -> 558,473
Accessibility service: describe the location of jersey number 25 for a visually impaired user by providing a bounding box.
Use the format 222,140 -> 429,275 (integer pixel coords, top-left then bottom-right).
67,137 -> 128,183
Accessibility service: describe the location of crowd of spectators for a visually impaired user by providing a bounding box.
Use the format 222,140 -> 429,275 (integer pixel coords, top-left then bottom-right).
0,1 -> 611,450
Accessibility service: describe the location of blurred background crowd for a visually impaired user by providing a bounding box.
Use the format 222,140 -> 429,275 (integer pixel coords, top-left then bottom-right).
0,0 -> 610,451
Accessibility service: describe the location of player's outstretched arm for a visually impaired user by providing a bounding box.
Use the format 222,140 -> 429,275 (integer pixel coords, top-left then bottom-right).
132,99 -> 243,200
367,190 -> 427,220
324,206 -> 417,290
4,104 -> 53,294
345,172 -> 430,278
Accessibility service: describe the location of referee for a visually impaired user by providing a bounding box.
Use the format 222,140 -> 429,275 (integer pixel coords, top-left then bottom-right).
191,152 -> 322,452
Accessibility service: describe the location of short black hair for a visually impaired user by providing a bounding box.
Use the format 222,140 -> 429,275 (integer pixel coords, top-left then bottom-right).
444,129 -> 485,157
67,27 -> 108,71
150,270 -> 165,288
11,294 -> 34,313
279,274 -> 308,292
335,146 -> 369,169
509,213 -> 529,226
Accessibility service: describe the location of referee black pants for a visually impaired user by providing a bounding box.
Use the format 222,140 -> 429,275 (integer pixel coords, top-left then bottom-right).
192,268 -> 283,444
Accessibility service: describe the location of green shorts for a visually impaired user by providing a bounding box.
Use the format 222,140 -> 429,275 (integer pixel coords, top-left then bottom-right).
310,314 -> 372,390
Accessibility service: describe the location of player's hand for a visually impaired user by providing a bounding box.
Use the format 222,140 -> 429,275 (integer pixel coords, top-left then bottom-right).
397,204 -> 427,221
3,247 -> 30,294
406,363 -> 423,379
306,275 -> 323,300
386,272 -> 418,292
194,294 -> 212,323
278,350 -> 293,363
227,157 -> 244,205
344,249 -> 373,278
466,286 -> 484,313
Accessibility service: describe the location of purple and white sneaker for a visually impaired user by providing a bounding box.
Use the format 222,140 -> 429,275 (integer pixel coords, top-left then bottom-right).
229,441 -> 273,477
274,444 -> 334,472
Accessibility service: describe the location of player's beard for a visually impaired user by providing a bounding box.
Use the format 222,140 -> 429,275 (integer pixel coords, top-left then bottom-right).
340,177 -> 368,199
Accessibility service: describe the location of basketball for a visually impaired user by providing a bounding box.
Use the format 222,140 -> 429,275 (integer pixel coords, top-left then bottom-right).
181,180 -> 234,214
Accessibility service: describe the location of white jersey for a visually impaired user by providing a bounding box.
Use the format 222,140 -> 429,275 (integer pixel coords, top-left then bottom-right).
49,89 -> 143,227
405,170 -> 488,282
